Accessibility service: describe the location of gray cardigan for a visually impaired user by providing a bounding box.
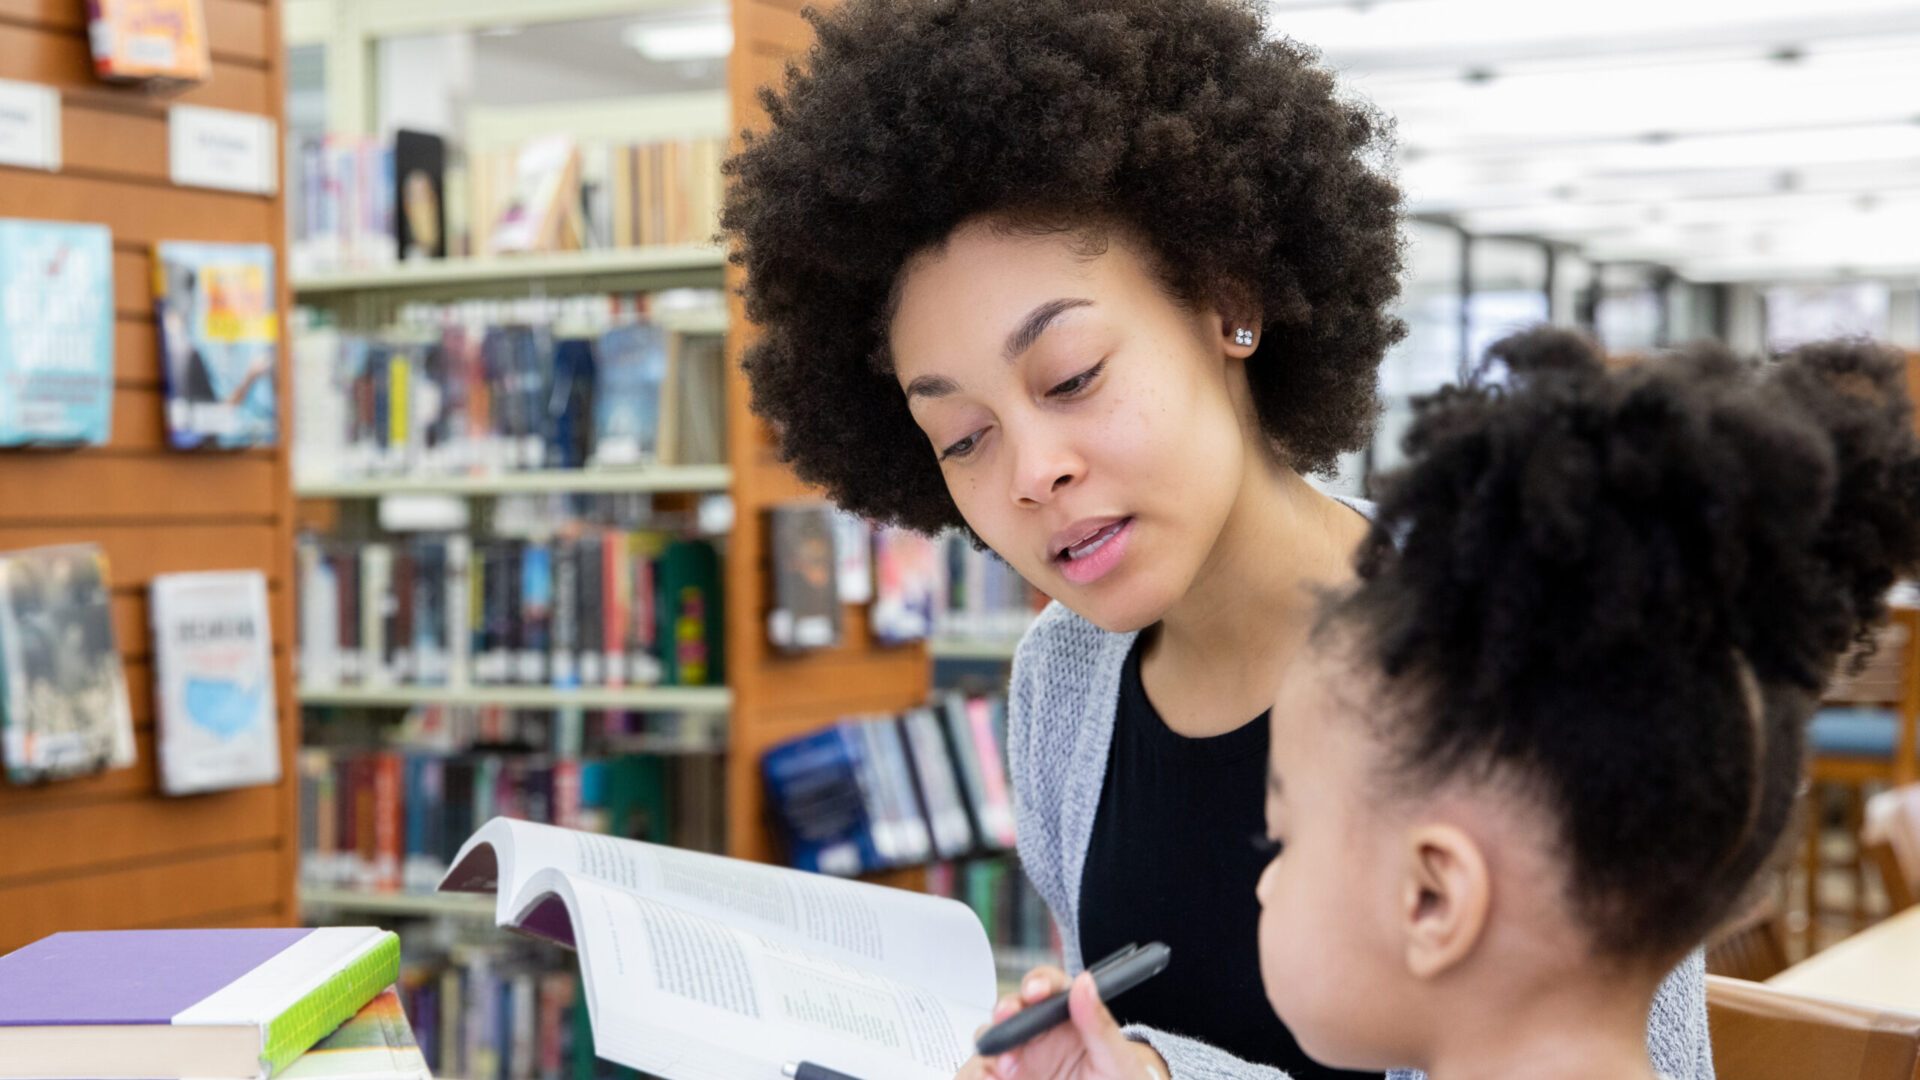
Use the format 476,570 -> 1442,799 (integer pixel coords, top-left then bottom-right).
1005,599 -> 1717,1080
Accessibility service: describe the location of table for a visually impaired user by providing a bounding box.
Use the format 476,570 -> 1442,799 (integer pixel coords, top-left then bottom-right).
1769,904 -> 1920,1013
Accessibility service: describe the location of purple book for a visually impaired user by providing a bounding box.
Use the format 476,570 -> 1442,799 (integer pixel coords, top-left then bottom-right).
0,927 -> 400,1079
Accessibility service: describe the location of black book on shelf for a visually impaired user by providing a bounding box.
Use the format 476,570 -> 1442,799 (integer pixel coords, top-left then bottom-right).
766,504 -> 841,652
394,129 -> 447,261
551,539 -> 578,689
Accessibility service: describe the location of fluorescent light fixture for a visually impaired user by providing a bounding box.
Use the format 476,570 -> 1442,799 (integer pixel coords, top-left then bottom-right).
623,20 -> 733,62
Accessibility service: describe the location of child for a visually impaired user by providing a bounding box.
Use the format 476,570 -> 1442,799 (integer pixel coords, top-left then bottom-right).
993,329 -> 1920,1079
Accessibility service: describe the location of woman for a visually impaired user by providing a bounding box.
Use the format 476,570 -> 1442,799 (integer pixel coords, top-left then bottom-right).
723,3 -> 1710,1077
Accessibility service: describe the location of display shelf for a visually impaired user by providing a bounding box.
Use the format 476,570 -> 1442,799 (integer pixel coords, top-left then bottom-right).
299,886 -> 496,921
290,244 -> 726,296
294,464 -> 732,500
297,684 -> 733,712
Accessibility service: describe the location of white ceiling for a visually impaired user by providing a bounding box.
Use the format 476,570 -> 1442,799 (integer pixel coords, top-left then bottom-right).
1271,0 -> 1920,282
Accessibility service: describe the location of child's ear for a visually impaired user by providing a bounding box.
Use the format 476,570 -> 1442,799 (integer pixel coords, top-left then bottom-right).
1398,824 -> 1491,980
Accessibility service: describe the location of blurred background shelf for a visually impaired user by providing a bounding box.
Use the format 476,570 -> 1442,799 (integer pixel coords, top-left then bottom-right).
297,684 -> 733,712
295,465 -> 733,499
300,887 -> 497,921
290,244 -> 727,298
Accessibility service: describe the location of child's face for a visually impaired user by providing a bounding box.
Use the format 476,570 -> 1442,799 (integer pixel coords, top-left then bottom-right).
889,218 -> 1265,633
1257,640 -> 1429,1070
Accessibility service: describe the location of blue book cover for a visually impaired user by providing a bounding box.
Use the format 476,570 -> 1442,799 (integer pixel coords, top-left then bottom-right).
590,322 -> 667,467
761,724 -> 882,876
0,219 -> 114,446
153,241 -> 279,449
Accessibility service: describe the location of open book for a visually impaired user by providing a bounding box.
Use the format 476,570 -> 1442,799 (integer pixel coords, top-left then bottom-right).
439,818 -> 996,1080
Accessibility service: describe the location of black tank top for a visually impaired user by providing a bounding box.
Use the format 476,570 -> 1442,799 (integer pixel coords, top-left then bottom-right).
1077,635 -> 1384,1080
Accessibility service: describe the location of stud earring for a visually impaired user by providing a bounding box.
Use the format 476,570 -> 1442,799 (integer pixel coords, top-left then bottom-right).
1233,328 -> 1255,346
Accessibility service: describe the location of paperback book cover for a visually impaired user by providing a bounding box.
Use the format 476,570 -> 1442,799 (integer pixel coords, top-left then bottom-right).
150,570 -> 281,796
154,241 -> 279,449
767,504 -> 841,651
86,0 -> 212,87
872,527 -> 940,644
0,928 -> 400,1080
392,129 -> 446,262
590,322 -> 668,467
0,219 -> 114,447
0,544 -> 136,785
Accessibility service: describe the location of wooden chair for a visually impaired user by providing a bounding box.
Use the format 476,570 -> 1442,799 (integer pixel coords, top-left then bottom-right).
1708,898 -> 1792,982
1807,607 -> 1920,939
1707,974 -> 1920,1080
1865,783 -> 1920,915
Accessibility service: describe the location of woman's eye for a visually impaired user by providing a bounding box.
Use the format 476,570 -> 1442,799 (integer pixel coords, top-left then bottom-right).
1250,832 -> 1286,857
1047,360 -> 1105,398
940,432 -> 981,461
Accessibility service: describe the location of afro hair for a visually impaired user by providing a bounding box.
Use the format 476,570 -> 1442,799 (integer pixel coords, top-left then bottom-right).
1338,328 -> 1920,958
722,0 -> 1406,533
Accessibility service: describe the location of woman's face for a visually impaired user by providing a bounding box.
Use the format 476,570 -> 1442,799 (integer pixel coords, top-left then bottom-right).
889,219 -> 1260,632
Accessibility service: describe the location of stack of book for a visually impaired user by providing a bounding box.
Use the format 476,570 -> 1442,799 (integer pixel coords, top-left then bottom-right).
761,692 -> 1017,878
292,309 -> 725,486
294,532 -> 724,691
298,745 -> 725,895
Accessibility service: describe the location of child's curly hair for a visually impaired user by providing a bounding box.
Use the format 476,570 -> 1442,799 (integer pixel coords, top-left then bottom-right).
722,0 -> 1405,533
1338,327 -> 1920,958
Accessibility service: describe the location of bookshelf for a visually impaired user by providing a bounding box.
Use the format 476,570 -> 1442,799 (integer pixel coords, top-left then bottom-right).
927,637 -> 1025,662
293,464 -> 732,499
300,886 -> 496,920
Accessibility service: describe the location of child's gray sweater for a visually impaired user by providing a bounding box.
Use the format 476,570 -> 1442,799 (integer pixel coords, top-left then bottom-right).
1005,599 -> 1716,1080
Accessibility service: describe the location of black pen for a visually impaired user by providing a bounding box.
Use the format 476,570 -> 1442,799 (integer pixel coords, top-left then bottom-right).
783,1060 -> 865,1080
974,941 -> 1171,1057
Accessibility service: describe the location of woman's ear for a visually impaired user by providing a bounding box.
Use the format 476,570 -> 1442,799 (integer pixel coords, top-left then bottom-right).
1398,824 -> 1491,981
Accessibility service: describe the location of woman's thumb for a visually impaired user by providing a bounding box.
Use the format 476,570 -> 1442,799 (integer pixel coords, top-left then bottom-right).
1067,971 -> 1134,1073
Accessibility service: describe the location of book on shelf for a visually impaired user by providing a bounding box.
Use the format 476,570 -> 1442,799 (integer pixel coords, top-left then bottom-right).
761,694 -> 1017,878
150,570 -> 282,795
437,817 -> 997,1080
291,299 -> 726,486
296,532 -> 722,692
833,511 -> 875,605
925,856 -> 1059,970
0,544 -> 135,785
299,736 -> 725,896
488,136 -> 583,256
0,219 -> 115,447
393,130 -> 447,264
871,526 -> 941,644
85,0 -> 211,88
290,135 -> 396,276
935,532 -> 1045,644
0,927 -> 399,1080
767,504 -> 841,651
154,241 -> 279,449
280,986 -> 430,1080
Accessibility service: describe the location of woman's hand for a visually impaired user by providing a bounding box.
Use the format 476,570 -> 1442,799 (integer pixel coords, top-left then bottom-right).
953,965 -> 1169,1080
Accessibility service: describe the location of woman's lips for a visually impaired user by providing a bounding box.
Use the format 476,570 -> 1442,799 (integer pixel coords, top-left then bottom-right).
1054,517 -> 1133,586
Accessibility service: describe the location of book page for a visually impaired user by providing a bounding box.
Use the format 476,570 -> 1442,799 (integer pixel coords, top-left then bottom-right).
527,870 -> 988,1080
441,817 -> 995,1007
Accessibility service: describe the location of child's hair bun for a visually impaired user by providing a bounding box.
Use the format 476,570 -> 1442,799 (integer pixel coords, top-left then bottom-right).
1344,325 -> 1920,957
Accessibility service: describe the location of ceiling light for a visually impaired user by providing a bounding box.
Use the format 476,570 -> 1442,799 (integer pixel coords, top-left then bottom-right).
623,20 -> 733,62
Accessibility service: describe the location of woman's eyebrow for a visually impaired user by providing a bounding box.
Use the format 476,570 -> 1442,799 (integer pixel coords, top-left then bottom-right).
1003,298 -> 1094,361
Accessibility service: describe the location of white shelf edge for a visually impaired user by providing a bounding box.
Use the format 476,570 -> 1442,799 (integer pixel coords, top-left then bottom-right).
927,637 -> 1025,661
297,684 -> 732,712
294,464 -> 732,499
299,886 -> 497,920
291,244 -> 727,294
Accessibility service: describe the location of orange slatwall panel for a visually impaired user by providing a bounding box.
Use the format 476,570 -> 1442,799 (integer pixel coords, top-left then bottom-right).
0,0 -> 297,956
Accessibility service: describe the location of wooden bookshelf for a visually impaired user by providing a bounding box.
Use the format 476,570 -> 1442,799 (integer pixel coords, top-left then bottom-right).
722,0 -> 933,885
0,0 -> 299,953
